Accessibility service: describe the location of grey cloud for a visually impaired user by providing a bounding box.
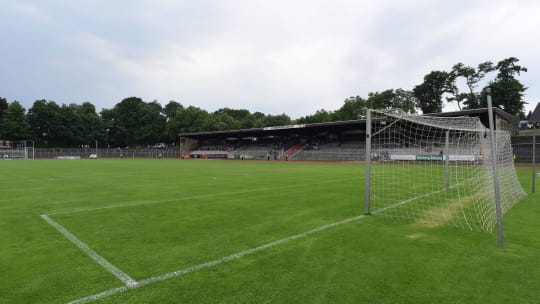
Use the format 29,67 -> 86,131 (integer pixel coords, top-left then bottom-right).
1,0 -> 539,117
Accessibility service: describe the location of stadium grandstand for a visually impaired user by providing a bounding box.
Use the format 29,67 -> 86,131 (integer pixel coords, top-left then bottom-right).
179,107 -> 519,161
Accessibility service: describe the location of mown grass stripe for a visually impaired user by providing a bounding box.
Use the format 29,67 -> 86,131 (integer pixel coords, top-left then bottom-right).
47,177 -> 355,216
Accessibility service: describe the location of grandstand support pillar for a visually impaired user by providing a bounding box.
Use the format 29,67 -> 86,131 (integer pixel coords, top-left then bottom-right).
365,109 -> 372,215
445,130 -> 450,189
487,88 -> 504,247
179,137 -> 183,159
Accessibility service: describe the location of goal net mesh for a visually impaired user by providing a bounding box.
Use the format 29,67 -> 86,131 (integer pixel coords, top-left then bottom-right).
367,109 -> 526,232
0,140 -> 31,160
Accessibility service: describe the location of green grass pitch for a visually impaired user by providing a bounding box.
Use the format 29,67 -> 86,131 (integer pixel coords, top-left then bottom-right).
1,159 -> 539,303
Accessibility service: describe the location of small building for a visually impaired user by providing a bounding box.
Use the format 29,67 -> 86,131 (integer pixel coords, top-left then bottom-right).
529,102 -> 540,129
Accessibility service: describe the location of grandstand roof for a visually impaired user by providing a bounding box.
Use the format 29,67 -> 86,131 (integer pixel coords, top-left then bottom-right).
179,108 -> 519,140
428,107 -> 519,135
179,120 -> 366,140
428,107 -> 519,124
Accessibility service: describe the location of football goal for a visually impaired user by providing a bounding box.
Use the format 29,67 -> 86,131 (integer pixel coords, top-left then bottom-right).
364,109 -> 526,233
0,140 -> 34,160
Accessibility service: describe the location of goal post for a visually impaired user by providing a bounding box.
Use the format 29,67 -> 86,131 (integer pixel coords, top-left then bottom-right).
364,109 -> 526,234
0,140 -> 34,160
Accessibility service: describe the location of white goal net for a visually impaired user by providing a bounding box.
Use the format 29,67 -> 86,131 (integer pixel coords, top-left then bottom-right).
0,140 -> 34,160
365,109 -> 526,233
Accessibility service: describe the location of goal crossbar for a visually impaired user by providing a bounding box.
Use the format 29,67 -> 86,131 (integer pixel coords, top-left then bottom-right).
364,109 -> 526,233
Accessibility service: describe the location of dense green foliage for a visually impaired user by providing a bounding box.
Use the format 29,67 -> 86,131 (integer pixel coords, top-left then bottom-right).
0,57 -> 528,146
297,89 -> 417,123
413,71 -> 452,114
0,159 -> 538,303
0,101 -> 30,141
413,57 -> 528,117
479,58 -> 528,117
0,97 -> 295,147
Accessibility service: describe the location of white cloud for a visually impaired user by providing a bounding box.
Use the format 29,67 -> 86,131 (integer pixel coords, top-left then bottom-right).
10,2 -> 54,25
1,0 -> 539,117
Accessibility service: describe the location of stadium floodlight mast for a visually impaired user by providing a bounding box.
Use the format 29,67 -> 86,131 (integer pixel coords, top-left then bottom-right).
364,100 -> 525,247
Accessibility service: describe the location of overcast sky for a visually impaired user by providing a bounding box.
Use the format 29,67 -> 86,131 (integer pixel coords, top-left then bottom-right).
1,0 -> 539,118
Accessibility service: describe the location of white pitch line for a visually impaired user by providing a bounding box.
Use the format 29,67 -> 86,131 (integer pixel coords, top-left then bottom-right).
65,189 -> 444,304
47,177 -> 357,216
41,215 -> 138,287
67,214 -> 366,304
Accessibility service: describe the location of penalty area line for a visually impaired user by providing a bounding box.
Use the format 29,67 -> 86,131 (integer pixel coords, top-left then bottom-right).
67,214 -> 366,304
40,214 -> 138,288
66,190 -> 435,304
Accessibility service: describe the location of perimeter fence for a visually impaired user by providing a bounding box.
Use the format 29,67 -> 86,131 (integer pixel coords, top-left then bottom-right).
34,148 -> 180,159
512,135 -> 540,163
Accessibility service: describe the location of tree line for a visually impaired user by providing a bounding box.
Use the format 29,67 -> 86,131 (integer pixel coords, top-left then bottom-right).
0,57 -> 529,148
0,97 -> 295,148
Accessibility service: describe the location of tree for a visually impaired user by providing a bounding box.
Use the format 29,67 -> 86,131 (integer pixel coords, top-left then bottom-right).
333,89 -> 416,120
478,57 -> 528,117
100,108 -> 118,147
392,89 -> 416,113
251,111 -> 265,122
163,101 -> 184,142
110,97 -> 143,146
448,61 -> 495,110
77,102 -> 105,145
0,97 -> 8,121
27,99 -> 66,146
140,100 -> 166,144
366,90 -> 395,110
448,63 -> 473,110
0,101 -> 30,140
169,106 -> 211,133
163,100 -> 183,121
106,97 -> 167,147
210,112 -> 240,131
213,108 -> 254,129
334,96 -> 368,120
413,71 -> 452,114
363,89 -> 417,114
296,109 -> 334,124
488,79 -> 527,117
254,113 -> 291,127
495,57 -> 527,81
